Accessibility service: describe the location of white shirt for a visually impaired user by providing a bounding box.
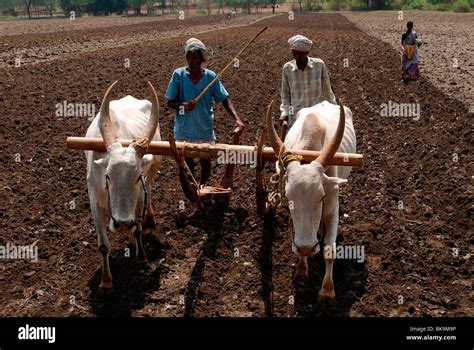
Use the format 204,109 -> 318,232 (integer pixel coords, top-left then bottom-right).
280,57 -> 336,126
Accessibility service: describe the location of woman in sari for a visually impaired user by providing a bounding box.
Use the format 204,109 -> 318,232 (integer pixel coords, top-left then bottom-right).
401,21 -> 422,82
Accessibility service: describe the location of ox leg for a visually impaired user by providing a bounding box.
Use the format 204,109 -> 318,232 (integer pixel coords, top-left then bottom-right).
93,203 -> 113,290
134,229 -> 148,263
295,256 -> 309,277
143,162 -> 160,229
319,215 -> 338,305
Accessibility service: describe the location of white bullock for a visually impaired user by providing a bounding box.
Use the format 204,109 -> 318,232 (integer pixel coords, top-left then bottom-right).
266,100 -> 356,304
85,81 -> 162,290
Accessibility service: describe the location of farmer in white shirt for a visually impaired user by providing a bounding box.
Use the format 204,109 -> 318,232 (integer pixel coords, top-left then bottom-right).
280,35 -> 336,130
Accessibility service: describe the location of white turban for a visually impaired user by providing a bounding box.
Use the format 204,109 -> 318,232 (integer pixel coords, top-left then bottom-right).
184,38 -> 213,60
288,35 -> 313,52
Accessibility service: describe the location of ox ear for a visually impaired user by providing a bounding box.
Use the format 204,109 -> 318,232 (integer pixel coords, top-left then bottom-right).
141,154 -> 154,173
322,173 -> 347,189
94,157 -> 108,167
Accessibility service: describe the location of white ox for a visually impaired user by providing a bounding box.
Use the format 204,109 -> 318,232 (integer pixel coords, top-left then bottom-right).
85,81 -> 162,290
266,100 -> 356,304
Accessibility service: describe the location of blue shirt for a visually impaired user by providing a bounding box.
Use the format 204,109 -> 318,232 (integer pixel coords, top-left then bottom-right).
165,67 -> 229,141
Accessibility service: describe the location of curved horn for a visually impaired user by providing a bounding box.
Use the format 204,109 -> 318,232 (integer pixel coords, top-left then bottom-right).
142,81 -> 160,145
98,81 -> 119,148
265,100 -> 283,155
315,99 -> 346,168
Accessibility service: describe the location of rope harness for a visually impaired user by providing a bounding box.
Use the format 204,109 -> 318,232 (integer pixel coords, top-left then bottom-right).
104,137 -> 150,234
268,144 -> 303,208
268,145 -> 322,255
105,174 -> 148,233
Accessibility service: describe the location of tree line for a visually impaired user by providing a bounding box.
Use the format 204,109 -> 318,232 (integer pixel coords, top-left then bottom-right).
0,0 -> 471,19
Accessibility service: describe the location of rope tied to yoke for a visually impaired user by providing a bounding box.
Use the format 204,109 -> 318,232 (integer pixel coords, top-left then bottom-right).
131,137 -> 149,158
269,144 -> 303,208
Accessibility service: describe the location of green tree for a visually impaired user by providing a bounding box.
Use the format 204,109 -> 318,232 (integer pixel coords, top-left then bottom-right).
23,0 -> 33,18
270,0 -> 285,13
213,0 -> 225,14
59,0 -> 89,17
42,0 -> 57,16
129,0 -> 144,14
0,0 -> 19,16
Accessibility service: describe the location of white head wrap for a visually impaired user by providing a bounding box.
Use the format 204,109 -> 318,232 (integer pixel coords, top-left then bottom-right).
288,35 -> 313,52
184,38 -> 213,60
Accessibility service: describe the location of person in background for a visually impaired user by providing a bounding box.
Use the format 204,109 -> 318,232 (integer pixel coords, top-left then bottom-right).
401,21 -> 422,83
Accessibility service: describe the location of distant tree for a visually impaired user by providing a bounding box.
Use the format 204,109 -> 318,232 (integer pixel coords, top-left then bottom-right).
0,0 -> 18,16
294,0 -> 303,12
43,0 -> 56,16
114,0 -> 128,14
31,0 -> 58,17
371,0 -> 391,9
213,0 -> 225,14
169,0 -> 181,12
59,0 -> 71,16
145,0 -> 154,14
270,0 -> 285,13
129,0 -> 144,14
23,0 -> 33,18
87,0 -> 108,15
159,0 -> 166,13
59,0 -> 89,17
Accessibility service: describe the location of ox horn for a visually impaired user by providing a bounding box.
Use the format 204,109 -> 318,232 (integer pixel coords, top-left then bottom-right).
265,100 -> 283,156
315,99 -> 346,168
98,81 -> 119,149
141,81 -> 160,145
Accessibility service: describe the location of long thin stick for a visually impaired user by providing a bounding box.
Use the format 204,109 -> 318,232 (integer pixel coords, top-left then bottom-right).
193,26 -> 268,104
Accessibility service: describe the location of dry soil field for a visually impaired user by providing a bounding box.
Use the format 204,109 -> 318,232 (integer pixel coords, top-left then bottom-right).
0,12 -> 472,319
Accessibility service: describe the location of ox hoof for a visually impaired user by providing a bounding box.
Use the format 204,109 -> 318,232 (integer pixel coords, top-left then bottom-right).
143,214 -> 156,229
292,266 -> 308,286
295,267 -> 309,278
99,282 -> 113,295
138,257 -> 149,264
293,271 -> 309,285
137,257 -> 148,266
294,259 -> 308,278
318,291 -> 336,310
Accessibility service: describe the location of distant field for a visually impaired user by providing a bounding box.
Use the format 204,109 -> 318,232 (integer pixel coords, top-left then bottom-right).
344,10 -> 474,112
0,13 -> 274,67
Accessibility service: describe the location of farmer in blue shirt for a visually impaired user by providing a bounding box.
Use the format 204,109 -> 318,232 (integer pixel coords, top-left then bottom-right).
166,38 -> 244,185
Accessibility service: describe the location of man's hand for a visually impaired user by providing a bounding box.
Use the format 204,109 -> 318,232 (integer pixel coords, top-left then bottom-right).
234,118 -> 245,135
182,101 -> 197,111
279,113 -> 289,125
